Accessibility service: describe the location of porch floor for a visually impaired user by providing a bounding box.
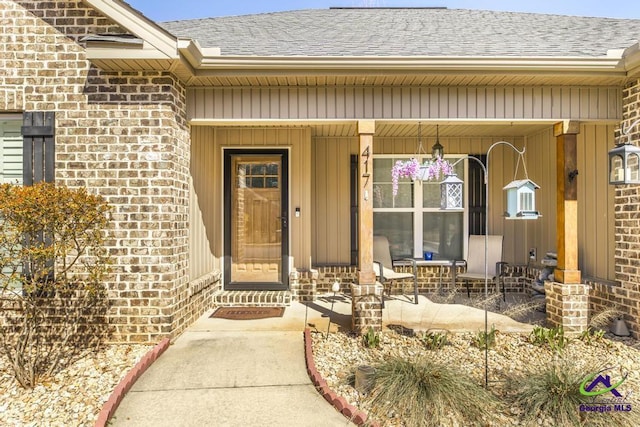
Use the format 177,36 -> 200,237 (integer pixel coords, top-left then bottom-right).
196,292 -> 539,334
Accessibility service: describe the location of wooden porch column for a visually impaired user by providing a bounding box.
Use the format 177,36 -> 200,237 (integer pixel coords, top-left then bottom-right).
357,120 -> 376,285
352,120 -> 382,332
553,121 -> 581,283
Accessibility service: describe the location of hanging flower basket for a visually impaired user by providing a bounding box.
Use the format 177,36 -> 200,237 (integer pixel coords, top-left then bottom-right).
391,157 -> 453,196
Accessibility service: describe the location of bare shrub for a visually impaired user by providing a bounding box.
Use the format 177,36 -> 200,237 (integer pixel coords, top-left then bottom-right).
0,183 -> 111,388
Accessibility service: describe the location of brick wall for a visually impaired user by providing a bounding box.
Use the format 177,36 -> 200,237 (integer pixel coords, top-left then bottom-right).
544,281 -> 589,334
588,278 -> 639,337
0,0 -> 212,343
612,77 -> 640,338
315,264 -> 530,297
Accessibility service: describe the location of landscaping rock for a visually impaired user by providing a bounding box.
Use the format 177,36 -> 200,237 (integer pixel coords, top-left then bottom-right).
0,345 -> 150,426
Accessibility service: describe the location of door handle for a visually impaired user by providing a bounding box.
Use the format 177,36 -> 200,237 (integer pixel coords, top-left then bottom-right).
281,215 -> 288,228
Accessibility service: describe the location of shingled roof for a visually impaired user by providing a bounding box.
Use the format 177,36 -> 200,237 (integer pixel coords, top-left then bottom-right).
160,8 -> 640,57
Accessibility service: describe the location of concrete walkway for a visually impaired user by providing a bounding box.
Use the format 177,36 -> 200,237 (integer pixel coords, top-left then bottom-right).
112,294 -> 536,426
111,329 -> 352,426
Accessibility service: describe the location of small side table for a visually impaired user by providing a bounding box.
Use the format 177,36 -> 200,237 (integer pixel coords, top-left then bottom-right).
393,259 -> 463,292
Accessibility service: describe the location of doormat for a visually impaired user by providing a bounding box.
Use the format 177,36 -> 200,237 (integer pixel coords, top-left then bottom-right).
210,307 -> 285,320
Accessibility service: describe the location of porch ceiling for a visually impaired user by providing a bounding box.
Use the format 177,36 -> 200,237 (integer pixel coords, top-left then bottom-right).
320,121 -> 556,138
182,73 -> 627,88
195,120 -> 573,138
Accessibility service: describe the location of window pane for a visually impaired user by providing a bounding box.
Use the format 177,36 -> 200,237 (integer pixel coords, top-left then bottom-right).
265,177 -> 279,188
373,158 -> 393,182
423,157 -> 464,208
251,164 -> 266,175
422,182 -> 441,208
374,212 -> 413,259
423,212 -> 463,260
373,157 -> 414,208
250,177 -> 264,188
373,182 -> 413,208
266,163 -> 279,175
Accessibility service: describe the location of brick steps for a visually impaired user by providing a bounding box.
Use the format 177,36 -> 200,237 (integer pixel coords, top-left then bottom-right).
212,290 -> 292,307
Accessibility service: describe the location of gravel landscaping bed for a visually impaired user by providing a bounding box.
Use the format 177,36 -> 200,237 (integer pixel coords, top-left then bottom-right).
0,344 -> 151,426
312,329 -> 640,426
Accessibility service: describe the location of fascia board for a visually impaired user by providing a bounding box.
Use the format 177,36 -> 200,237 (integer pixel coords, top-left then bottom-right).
623,42 -> 640,78
177,38 -> 220,68
83,0 -> 178,58
192,55 -> 625,74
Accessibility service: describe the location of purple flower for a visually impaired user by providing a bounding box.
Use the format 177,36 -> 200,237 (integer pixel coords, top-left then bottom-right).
390,157 -> 453,196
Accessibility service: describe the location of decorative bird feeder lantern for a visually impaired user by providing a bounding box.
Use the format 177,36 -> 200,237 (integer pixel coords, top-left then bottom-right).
503,179 -> 540,219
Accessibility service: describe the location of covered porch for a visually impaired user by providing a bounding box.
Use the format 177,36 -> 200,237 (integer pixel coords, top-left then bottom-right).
188,113 -> 616,333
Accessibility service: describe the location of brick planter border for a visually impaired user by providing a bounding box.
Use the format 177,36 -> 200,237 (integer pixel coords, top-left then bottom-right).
94,337 -> 171,427
303,329 -> 378,427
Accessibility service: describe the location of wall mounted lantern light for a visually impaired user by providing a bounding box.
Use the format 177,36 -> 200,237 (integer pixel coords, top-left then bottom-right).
609,118 -> 640,185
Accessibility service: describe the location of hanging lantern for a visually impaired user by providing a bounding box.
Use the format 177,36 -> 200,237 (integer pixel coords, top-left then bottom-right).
608,143 -> 640,185
431,124 -> 444,159
440,174 -> 463,210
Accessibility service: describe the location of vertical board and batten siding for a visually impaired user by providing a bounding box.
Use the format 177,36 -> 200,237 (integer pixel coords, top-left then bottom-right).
189,126 -> 313,278
576,124 -> 616,280
523,129 -> 558,271
311,137 -> 355,264
187,87 -> 621,121
190,126 -> 217,280
523,125 -> 616,281
313,128 -> 615,281
312,135 -> 531,265
0,119 -> 23,184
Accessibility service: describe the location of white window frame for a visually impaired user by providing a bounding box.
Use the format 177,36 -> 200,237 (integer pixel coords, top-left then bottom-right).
373,154 -> 469,259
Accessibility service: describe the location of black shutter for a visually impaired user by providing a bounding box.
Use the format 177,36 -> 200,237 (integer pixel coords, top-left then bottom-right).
468,154 -> 487,235
350,155 -> 359,266
21,112 -> 56,289
22,111 -> 55,185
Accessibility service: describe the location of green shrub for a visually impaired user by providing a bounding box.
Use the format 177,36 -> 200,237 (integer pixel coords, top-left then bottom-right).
579,327 -> 606,345
472,325 -> 497,350
367,357 -> 501,426
528,325 -> 568,352
420,330 -> 449,350
362,326 -> 381,348
509,359 -> 639,427
0,183 -> 112,388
